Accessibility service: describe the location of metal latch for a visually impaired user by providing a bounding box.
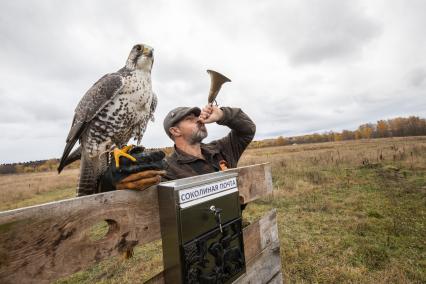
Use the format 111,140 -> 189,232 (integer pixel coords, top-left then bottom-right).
209,205 -> 223,233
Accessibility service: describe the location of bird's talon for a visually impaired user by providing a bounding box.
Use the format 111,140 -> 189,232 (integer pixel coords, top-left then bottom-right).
114,147 -> 137,168
121,145 -> 134,153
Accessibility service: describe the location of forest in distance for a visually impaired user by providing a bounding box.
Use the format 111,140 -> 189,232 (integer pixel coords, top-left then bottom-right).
1,115 -> 425,175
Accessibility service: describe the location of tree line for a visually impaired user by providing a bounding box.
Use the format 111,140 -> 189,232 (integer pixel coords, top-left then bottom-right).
1,116 -> 425,174
0,159 -> 80,175
0,147 -> 174,175
250,116 -> 426,148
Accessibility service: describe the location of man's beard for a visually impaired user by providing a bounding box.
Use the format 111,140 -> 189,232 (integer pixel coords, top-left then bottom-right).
189,124 -> 208,144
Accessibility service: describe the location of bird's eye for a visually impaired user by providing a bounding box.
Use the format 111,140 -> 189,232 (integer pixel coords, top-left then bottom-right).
136,45 -> 142,51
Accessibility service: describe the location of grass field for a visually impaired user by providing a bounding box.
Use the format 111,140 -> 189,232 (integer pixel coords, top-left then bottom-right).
1,136 -> 425,283
0,169 -> 78,211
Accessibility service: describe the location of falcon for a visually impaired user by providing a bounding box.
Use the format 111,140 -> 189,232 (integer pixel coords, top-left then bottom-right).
58,44 -> 157,196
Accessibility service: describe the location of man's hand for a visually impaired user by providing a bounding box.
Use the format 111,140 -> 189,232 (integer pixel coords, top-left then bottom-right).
98,147 -> 166,193
199,104 -> 224,124
116,170 -> 166,191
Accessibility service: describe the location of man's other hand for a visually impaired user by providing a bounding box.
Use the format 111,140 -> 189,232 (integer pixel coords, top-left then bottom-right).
199,104 -> 224,124
116,170 -> 166,191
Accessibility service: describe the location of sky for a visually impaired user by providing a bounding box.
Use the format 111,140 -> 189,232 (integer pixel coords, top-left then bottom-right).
1,0 -> 425,163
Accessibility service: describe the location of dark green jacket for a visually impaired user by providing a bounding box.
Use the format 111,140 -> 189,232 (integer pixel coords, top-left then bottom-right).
164,107 -> 256,181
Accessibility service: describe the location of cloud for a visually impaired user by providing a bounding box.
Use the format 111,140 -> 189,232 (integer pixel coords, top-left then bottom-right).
0,0 -> 426,163
190,0 -> 382,65
259,0 -> 382,65
406,67 -> 426,87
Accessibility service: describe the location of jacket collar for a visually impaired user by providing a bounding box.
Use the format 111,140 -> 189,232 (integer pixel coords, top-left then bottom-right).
172,143 -> 220,163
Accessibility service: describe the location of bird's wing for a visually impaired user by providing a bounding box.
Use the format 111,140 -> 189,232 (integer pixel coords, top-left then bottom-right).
70,73 -> 123,139
58,73 -> 124,172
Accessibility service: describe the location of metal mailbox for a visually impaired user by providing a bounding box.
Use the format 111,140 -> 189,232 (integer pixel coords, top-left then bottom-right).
158,171 -> 246,283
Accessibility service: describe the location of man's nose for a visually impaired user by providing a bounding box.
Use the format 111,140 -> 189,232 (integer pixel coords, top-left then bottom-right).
196,117 -> 204,125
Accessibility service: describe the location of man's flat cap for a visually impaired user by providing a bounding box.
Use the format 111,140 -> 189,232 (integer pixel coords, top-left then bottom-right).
163,106 -> 201,138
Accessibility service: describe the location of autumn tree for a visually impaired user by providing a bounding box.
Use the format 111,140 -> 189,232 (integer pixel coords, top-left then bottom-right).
358,123 -> 374,139
388,117 -> 405,137
376,120 -> 389,137
341,130 -> 355,140
333,132 -> 342,141
275,136 -> 287,146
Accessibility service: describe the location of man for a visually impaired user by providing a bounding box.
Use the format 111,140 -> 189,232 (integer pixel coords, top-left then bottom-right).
162,104 -> 256,180
106,104 -> 255,190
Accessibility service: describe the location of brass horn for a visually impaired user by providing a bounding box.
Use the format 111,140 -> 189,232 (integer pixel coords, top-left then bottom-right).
207,69 -> 231,104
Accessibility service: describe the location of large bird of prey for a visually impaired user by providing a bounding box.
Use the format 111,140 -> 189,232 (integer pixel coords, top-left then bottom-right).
58,44 -> 157,196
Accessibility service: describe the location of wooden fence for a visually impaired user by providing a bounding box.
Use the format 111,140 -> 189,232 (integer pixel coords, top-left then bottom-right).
0,163 -> 282,283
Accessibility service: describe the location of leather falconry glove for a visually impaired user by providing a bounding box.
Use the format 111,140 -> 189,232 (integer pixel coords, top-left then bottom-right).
99,146 -> 166,192
116,169 -> 166,191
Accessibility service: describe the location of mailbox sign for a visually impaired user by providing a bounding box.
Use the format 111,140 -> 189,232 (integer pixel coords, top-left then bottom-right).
178,177 -> 237,204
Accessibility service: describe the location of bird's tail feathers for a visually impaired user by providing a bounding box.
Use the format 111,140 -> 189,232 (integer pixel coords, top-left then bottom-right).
58,121 -> 87,174
77,157 -> 97,196
58,140 -> 78,174
57,146 -> 81,173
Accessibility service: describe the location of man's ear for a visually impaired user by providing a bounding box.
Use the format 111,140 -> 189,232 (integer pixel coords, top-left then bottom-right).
169,126 -> 181,138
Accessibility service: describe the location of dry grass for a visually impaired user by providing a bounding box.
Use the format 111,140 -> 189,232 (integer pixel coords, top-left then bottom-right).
1,136 -> 426,283
0,169 -> 78,210
242,136 -> 426,283
55,240 -> 164,284
241,136 -> 426,193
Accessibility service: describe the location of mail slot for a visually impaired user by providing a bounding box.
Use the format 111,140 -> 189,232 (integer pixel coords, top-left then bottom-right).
158,171 -> 246,283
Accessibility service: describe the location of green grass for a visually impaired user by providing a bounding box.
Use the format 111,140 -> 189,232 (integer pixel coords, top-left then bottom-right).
260,160 -> 426,282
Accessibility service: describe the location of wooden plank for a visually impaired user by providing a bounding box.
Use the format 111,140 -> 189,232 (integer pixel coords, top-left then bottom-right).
268,272 -> 284,284
0,164 -> 272,284
243,208 -> 279,262
227,163 -> 273,204
0,189 -> 161,284
233,242 -> 281,284
145,209 -> 281,284
234,209 -> 281,283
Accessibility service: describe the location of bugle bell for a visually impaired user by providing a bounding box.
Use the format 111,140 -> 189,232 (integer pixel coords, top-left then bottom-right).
207,69 -> 231,105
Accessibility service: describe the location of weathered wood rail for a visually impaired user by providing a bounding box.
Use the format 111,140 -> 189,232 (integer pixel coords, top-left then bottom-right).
0,163 -> 282,284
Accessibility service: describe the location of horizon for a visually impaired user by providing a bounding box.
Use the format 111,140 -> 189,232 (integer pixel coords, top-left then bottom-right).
2,114 -> 425,165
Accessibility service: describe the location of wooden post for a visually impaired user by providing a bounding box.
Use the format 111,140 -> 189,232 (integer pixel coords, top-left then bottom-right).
0,163 -> 280,284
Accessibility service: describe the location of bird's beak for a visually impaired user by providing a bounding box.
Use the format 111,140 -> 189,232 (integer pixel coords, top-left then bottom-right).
143,47 -> 153,58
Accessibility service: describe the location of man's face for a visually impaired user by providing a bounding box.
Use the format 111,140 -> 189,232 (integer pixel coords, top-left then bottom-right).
173,113 -> 208,144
